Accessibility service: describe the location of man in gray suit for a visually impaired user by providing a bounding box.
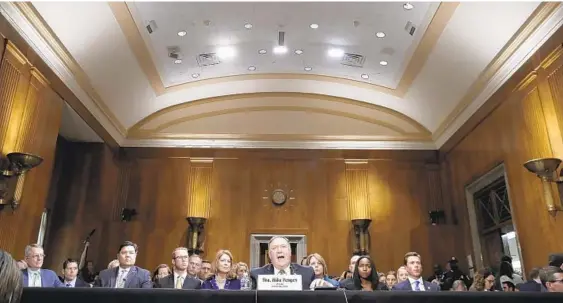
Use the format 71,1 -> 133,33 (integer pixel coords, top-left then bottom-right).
250,236 -> 314,290
94,241 -> 152,288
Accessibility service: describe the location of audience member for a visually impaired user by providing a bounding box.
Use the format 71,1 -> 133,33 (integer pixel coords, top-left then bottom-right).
451,279 -> 467,291
385,270 -> 397,290
539,265 -> 563,292
0,249 -> 23,303
61,259 -> 90,287
393,252 -> 440,291
154,247 -> 200,289
199,260 -> 212,280
548,253 -> 563,270
186,254 -> 202,279
202,250 -> 240,290
234,262 -> 248,280
396,265 -> 408,283
22,244 -> 63,288
94,241 -> 151,288
500,275 -> 515,291
340,255 -> 381,291
151,264 -> 171,283
306,253 -> 338,288
517,267 -> 542,292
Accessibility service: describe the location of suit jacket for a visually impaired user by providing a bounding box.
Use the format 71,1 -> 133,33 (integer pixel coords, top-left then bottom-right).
59,276 -> 91,288
392,279 -> 440,292
250,263 -> 314,290
94,266 -> 152,288
202,275 -> 241,290
22,269 -> 64,288
154,274 -> 201,289
339,278 -> 385,291
517,281 -> 542,292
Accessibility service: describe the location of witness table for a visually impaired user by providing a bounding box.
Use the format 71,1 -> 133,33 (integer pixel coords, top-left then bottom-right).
21,288 -> 563,303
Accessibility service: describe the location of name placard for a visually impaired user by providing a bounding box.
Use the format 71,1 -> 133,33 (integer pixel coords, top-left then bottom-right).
257,275 -> 302,291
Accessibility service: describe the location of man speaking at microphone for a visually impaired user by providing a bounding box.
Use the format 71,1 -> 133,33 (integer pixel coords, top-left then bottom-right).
250,236 -> 314,290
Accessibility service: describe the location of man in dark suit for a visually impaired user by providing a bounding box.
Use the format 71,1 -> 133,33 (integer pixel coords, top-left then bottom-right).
393,252 -> 440,292
60,259 -> 90,287
518,267 -> 542,292
154,247 -> 201,289
21,244 -> 64,288
250,236 -> 314,290
94,241 -> 152,288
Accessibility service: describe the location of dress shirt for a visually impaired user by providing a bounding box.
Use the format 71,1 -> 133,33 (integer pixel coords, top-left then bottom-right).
408,277 -> 425,291
64,278 -> 77,287
174,272 -> 187,289
274,266 -> 290,275
115,267 -> 131,288
27,269 -> 42,287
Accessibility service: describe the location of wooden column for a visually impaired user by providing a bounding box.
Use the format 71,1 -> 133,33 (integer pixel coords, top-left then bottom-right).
0,40 -> 62,257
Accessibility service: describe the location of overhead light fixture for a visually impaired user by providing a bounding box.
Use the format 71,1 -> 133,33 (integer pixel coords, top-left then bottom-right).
403,3 -> 414,10
379,60 -> 388,66
310,23 -> 319,29
248,66 -> 256,71
304,67 -> 312,71
328,48 -> 344,58
192,73 -> 200,78
376,32 -> 386,38
273,46 -> 288,54
177,30 -> 187,37
216,46 -> 236,59
361,74 -> 369,79
244,23 -> 253,29
174,59 -> 182,64
258,49 -> 267,54
523,158 -> 563,216
295,49 -> 303,55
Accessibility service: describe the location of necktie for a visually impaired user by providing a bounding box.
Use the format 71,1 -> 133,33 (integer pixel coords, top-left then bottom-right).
414,280 -> 421,291
116,270 -> 127,288
278,269 -> 286,275
175,276 -> 183,289
31,272 -> 40,287
66,283 -> 71,287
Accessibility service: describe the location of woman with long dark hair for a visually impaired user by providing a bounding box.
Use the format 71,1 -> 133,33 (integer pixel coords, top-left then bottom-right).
340,255 -> 382,291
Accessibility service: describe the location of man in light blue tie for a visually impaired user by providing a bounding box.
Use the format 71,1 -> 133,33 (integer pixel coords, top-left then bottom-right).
94,241 -> 152,288
392,252 -> 440,291
21,244 -> 64,288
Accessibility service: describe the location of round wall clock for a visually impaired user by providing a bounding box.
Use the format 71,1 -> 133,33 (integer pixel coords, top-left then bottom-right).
271,189 -> 287,206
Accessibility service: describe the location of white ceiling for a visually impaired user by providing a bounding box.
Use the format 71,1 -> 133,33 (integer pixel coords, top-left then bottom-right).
59,103 -> 103,143
2,1 -> 561,149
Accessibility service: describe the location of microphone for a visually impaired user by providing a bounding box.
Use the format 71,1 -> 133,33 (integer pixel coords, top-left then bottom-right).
83,229 -> 96,243
342,289 -> 349,303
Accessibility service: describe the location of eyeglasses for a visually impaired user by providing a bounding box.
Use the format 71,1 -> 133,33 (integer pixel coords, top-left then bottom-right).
28,254 -> 45,259
485,279 -> 495,283
174,256 -> 189,260
549,279 -> 563,284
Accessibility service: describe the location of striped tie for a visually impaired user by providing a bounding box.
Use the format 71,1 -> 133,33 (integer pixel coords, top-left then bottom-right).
414,280 -> 421,291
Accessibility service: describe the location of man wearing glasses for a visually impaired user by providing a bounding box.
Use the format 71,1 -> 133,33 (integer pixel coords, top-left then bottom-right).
540,266 -> 563,293
154,247 -> 201,289
22,244 -> 63,287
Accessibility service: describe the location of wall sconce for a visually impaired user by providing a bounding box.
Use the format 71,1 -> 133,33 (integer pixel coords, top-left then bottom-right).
523,158 -> 563,216
351,219 -> 371,255
0,152 -> 43,210
186,217 -> 206,255
429,210 -> 446,225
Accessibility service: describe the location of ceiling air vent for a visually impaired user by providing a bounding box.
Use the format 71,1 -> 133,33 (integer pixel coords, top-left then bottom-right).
197,53 -> 221,67
405,21 -> 416,36
340,53 -> 365,68
146,20 -> 157,34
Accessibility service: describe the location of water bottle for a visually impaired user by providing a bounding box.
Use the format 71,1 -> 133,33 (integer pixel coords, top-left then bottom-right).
240,273 -> 251,290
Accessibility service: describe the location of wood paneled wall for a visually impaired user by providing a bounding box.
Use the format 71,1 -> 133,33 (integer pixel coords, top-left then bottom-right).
441,26 -> 563,274
45,146 -> 446,276
0,38 -> 63,255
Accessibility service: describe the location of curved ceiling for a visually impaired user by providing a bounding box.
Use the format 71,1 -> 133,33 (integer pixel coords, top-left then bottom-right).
1,1 -> 561,149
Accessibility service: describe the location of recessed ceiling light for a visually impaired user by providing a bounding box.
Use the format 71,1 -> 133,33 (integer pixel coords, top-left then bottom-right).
295,49 -> 303,55
258,49 -> 267,54
310,23 -> 319,29
328,48 -> 344,58
304,67 -> 312,71
216,46 -> 236,59
273,46 -> 288,54
192,73 -> 200,78
174,59 -> 182,64
376,32 -> 386,38
361,74 -> 369,79
403,3 -> 414,10
177,30 -> 187,37
244,23 -> 253,29
248,66 -> 256,71
379,60 -> 388,66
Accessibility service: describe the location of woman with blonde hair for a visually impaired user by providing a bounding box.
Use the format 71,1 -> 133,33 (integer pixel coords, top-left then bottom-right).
234,262 -> 249,280
202,250 -> 241,290
396,266 -> 408,283
307,253 -> 338,288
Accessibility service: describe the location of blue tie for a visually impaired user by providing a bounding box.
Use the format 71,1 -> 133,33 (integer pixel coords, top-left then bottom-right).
414,280 -> 421,291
